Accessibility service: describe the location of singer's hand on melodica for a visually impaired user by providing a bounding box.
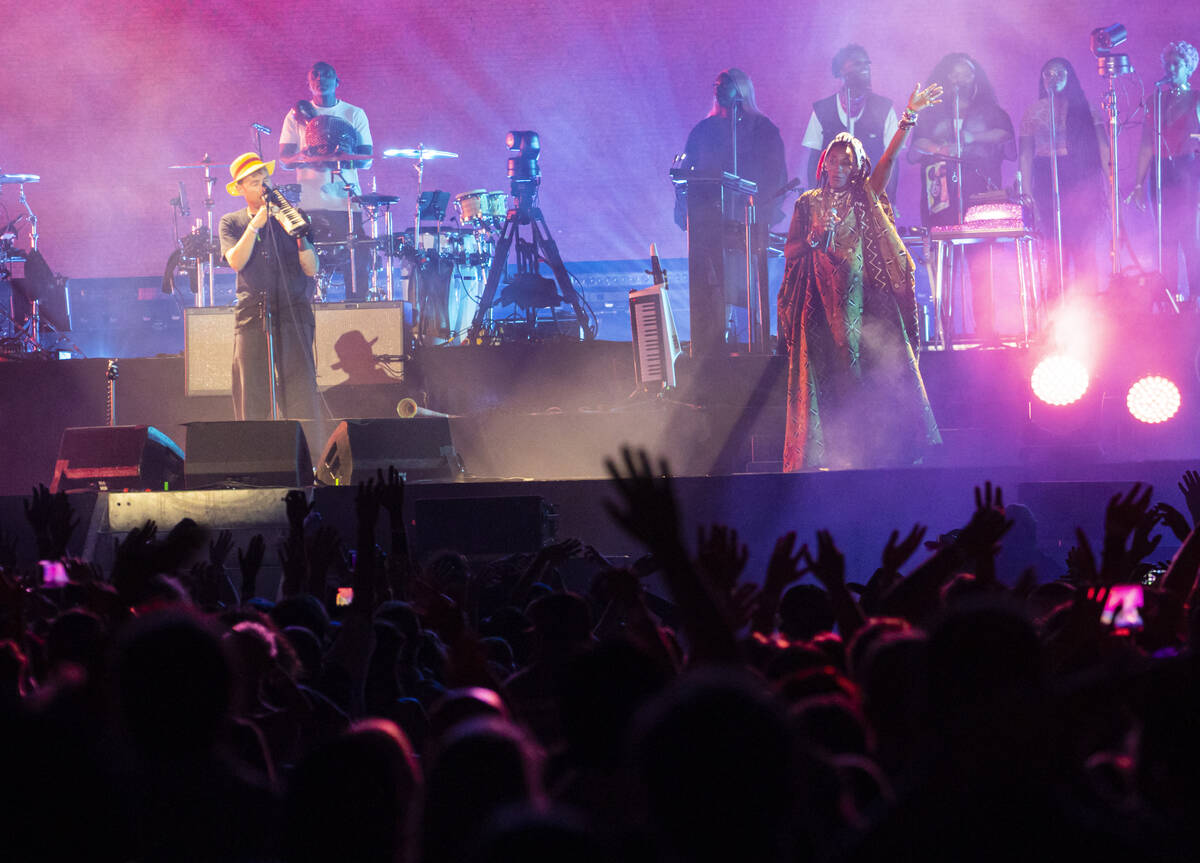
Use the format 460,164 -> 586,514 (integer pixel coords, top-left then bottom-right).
250,204 -> 270,231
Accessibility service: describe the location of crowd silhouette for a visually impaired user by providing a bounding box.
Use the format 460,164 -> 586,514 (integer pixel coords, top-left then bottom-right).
4,458 -> 1200,862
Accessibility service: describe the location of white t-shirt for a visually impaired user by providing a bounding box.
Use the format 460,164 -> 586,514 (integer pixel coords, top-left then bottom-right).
801,100 -> 899,150
280,99 -> 373,211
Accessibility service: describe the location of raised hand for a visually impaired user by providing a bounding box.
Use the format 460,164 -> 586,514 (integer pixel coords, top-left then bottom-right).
377,466 -> 405,523
237,534 -> 266,600
1102,483 -> 1154,583
751,531 -> 807,637
209,529 -> 234,569
1154,502 -> 1192,543
882,524 -> 928,574
604,447 -> 684,556
307,524 -> 343,598
764,531 -> 807,595
957,483 -> 1012,558
1105,483 -> 1154,546
1179,470 -> 1200,528
695,524 -> 749,595
806,529 -> 846,591
283,489 -> 315,534
906,81 -> 944,113
23,484 -> 78,560
1128,508 -> 1164,565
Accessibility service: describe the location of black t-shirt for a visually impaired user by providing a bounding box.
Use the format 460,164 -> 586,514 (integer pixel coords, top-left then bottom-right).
219,208 -> 315,331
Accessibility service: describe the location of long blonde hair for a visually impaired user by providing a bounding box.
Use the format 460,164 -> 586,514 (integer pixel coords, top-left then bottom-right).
708,67 -> 762,117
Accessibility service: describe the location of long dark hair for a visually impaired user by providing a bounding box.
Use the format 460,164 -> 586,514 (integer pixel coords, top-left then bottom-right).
1036,57 -> 1102,172
923,52 -> 999,114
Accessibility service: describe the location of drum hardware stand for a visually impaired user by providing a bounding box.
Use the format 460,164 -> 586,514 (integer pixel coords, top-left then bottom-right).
331,165 -> 361,299
353,184 -> 400,301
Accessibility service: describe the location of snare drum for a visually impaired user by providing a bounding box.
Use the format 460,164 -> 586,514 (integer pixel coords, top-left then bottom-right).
454,190 -> 489,227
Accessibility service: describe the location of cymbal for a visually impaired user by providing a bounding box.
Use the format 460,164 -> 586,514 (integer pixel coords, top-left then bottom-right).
382,147 -> 458,160
0,174 -> 40,184
168,160 -> 217,169
285,151 -> 374,166
351,193 -> 401,206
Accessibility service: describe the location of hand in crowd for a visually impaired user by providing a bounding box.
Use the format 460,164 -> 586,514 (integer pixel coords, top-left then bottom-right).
1179,469 -> 1200,528
237,533 -> 266,600
1154,501 -> 1192,543
23,484 -> 78,561
283,489 -> 315,535
696,524 -> 749,596
881,523 -> 928,575
1102,483 -> 1155,584
377,465 -> 405,524
604,446 -> 685,559
955,482 -> 1012,585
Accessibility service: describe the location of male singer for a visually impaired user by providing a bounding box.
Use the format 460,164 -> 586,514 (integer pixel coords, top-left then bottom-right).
279,61 -> 373,299
219,152 -> 321,421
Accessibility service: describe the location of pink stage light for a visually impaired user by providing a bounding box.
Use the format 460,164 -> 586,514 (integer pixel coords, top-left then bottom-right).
1126,376 -> 1181,424
1030,355 -> 1089,406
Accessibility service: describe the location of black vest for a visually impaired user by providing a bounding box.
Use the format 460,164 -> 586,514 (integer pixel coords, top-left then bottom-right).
809,92 -> 893,186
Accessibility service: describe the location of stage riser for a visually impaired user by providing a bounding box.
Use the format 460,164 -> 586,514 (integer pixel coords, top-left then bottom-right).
2,337 -> 1198,497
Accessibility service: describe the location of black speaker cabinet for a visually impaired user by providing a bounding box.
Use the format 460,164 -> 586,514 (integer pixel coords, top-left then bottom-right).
185,420 -> 312,489
50,425 -> 185,493
316,418 -> 459,485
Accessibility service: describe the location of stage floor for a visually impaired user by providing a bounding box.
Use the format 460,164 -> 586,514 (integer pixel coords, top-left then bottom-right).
1,331 -> 1198,499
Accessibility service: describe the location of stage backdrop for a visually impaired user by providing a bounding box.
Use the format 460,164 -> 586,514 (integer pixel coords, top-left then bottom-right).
2,0 -> 1184,279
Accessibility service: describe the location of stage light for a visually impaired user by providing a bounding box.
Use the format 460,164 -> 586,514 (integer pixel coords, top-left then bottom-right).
1126,375 -> 1180,424
1031,355 -> 1090,406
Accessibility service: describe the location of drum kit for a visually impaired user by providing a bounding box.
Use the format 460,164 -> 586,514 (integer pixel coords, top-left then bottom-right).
0,171 -> 80,357
169,144 -> 510,343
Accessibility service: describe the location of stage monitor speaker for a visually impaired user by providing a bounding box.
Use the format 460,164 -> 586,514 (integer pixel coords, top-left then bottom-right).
184,302 -> 411,396
185,420 -> 312,489
414,496 -> 556,555
316,418 -> 460,485
50,425 -> 185,493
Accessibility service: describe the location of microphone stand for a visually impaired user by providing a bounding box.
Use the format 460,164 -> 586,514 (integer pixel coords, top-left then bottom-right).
1047,86 -> 1066,298
1154,82 -> 1164,277
263,197 -> 281,420
952,89 -> 965,221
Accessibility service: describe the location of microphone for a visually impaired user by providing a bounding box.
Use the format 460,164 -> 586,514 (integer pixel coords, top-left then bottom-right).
178,181 -> 190,217
252,122 -> 272,135
1154,76 -> 1173,87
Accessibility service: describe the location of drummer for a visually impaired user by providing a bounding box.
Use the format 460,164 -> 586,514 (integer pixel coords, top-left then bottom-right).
279,61 -> 373,299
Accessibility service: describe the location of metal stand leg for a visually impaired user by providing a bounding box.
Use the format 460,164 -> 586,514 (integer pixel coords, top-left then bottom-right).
1015,237 -> 1031,346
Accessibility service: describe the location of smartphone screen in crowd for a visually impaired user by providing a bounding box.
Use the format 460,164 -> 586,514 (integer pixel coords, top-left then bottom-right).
1099,584 -> 1145,630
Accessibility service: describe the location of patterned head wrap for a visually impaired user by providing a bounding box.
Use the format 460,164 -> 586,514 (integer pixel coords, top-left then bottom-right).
815,132 -> 872,188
